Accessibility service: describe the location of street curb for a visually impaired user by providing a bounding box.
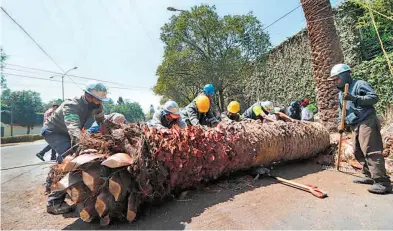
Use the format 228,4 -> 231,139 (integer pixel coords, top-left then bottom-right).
1,139 -> 44,147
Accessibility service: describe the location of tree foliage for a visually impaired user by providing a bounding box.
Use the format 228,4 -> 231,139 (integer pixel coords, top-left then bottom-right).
103,98 -> 115,114
353,0 -> 393,60
1,89 -> 44,133
110,101 -> 145,123
1,47 -> 7,89
117,97 -> 125,105
154,5 -> 271,111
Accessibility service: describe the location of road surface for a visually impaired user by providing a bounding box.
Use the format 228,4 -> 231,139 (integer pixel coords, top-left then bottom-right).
1,142 -> 393,229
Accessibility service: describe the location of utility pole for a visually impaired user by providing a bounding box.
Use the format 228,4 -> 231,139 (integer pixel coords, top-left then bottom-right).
50,66 -> 78,100
10,98 -> 14,137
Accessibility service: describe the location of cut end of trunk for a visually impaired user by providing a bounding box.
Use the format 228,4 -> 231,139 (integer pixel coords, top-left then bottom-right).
95,198 -> 107,217
109,178 -> 122,201
127,210 -> 136,223
82,170 -> 104,191
80,209 -> 94,222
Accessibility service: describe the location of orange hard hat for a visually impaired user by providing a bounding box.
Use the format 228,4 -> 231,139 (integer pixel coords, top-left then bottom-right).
195,95 -> 210,113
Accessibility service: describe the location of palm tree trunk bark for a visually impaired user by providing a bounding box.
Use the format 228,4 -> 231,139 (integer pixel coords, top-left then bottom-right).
301,0 -> 344,130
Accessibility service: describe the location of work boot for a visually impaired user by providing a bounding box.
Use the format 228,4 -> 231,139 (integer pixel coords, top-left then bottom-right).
36,153 -> 45,161
50,155 -> 57,161
46,202 -> 73,215
353,177 -> 374,185
368,182 -> 392,194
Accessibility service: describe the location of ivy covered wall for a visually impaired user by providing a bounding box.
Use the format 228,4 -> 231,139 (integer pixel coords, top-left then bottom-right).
247,1 -> 392,114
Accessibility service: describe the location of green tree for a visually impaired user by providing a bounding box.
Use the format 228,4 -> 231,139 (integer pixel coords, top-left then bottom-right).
1,47 -> 7,89
110,101 -> 145,123
117,97 -> 125,105
154,4 -> 271,110
1,90 -> 44,134
103,98 -> 115,114
354,0 -> 393,60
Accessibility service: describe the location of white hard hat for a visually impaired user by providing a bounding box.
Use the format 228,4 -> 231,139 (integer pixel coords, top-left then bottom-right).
328,64 -> 351,80
105,113 -> 126,124
85,81 -> 109,101
163,100 -> 180,115
261,101 -> 274,113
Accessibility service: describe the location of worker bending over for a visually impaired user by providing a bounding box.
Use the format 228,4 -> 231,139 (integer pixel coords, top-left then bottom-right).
147,100 -> 186,130
243,101 -> 293,122
328,63 -> 391,194
87,113 -> 127,134
221,101 -> 242,122
42,81 -> 109,214
182,95 -> 219,127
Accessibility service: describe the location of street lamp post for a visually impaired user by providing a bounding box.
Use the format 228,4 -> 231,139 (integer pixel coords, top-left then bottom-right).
50,66 -> 78,100
167,6 -> 185,12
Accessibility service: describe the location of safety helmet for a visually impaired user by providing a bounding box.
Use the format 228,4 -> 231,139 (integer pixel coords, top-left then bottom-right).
203,84 -> 215,96
303,98 -> 310,104
195,95 -> 210,113
85,81 -> 109,102
227,101 -> 240,114
261,101 -> 274,113
328,64 -> 351,80
163,100 -> 180,115
105,113 -> 126,124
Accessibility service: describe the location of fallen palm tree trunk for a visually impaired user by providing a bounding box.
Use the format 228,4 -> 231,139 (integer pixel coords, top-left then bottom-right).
47,120 -> 330,225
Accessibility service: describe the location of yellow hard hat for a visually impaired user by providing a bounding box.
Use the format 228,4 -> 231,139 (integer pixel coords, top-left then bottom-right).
227,101 -> 240,114
252,106 -> 263,116
196,95 -> 210,113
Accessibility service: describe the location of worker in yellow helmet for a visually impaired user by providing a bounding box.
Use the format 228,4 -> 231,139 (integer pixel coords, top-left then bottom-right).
182,95 -> 219,127
221,101 -> 242,122
243,101 -> 293,122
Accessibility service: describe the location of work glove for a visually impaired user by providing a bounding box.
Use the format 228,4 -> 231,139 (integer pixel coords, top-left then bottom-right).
343,92 -> 357,102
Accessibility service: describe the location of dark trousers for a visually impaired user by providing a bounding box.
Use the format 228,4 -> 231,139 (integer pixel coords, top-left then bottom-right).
351,115 -> 390,184
38,144 -> 57,160
42,129 -> 72,206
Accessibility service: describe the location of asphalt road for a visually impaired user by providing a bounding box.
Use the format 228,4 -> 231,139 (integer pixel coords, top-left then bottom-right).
1,142 -> 393,229
1,141 -> 53,188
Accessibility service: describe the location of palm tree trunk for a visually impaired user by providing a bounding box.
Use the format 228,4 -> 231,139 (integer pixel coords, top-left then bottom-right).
301,0 -> 344,129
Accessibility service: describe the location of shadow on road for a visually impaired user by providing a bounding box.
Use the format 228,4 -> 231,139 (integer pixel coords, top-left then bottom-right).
62,158 -> 325,230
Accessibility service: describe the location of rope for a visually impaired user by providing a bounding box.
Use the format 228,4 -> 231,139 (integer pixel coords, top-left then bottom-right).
366,0 -> 393,76
1,161 -> 56,171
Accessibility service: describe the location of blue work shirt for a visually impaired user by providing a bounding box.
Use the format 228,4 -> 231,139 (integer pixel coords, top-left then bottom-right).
338,79 -> 378,125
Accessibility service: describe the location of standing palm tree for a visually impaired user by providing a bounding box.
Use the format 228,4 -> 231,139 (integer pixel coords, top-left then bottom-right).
301,0 -> 344,129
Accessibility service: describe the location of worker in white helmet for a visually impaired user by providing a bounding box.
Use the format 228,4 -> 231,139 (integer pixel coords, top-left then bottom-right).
42,81 -> 108,215
243,101 -> 293,122
87,113 -> 127,134
147,100 -> 186,130
328,63 -> 391,194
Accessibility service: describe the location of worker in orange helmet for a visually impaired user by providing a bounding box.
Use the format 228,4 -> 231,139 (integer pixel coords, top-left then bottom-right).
182,95 -> 219,127
221,101 -> 242,122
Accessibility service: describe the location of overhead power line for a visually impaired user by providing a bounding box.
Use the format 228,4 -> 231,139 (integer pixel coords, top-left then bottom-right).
4,64 -> 152,89
3,72 -> 153,91
262,5 -> 302,30
1,6 -> 65,73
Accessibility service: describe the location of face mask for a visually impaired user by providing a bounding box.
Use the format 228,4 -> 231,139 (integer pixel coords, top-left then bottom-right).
87,101 -> 100,110
336,71 -> 352,89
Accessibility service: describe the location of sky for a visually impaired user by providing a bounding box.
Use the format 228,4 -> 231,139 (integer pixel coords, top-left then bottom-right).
1,0 -> 340,113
